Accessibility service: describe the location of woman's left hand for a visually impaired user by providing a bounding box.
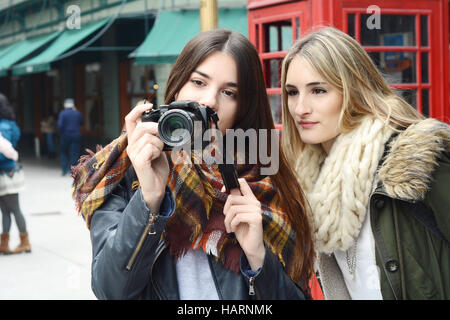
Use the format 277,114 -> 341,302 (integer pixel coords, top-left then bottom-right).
222,178 -> 265,270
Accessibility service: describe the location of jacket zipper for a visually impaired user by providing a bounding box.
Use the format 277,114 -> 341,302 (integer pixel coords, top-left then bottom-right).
150,241 -> 165,299
126,214 -> 157,270
248,277 -> 255,296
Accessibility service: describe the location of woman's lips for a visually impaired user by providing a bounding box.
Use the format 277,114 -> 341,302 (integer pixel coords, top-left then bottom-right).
299,121 -> 318,129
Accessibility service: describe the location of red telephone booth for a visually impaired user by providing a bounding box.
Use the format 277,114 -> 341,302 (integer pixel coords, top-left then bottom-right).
247,0 -> 449,124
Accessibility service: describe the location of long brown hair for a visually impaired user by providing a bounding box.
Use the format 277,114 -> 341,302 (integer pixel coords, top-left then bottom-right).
165,29 -> 314,284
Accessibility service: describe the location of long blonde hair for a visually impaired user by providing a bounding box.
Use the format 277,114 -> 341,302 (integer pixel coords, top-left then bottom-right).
281,27 -> 424,160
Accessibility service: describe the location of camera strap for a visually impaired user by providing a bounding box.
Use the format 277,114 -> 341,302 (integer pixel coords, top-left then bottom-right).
205,107 -> 240,192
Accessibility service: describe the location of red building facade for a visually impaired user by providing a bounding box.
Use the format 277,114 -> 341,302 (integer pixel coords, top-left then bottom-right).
247,0 -> 450,124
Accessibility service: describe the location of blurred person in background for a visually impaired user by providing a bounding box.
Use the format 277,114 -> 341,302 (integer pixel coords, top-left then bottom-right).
58,98 -> 83,176
0,93 -> 30,255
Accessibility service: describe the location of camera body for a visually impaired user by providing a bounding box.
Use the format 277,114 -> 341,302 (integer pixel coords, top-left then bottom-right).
141,100 -> 240,191
141,100 -> 215,151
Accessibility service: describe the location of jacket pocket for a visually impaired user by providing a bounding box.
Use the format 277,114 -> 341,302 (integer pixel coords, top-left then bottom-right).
403,247 -> 440,299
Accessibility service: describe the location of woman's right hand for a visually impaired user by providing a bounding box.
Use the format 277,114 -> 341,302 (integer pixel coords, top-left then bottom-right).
125,102 -> 169,214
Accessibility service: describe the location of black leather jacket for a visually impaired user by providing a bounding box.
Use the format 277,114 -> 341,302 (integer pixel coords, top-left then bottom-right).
89,168 -> 308,300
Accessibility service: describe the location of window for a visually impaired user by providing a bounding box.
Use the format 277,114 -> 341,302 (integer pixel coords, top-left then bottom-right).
360,15 -> 416,46
248,0 -> 309,126
84,63 -> 103,133
346,11 -> 431,115
9,77 -> 24,127
128,64 -> 157,109
45,69 -> 62,118
254,17 -> 301,125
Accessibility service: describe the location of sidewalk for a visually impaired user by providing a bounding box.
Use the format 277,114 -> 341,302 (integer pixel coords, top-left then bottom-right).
0,157 -> 96,300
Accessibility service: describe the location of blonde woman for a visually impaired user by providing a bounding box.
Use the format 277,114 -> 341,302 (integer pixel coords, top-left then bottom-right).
281,27 -> 450,300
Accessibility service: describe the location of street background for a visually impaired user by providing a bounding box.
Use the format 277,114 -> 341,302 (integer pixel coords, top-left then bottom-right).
0,156 -> 96,300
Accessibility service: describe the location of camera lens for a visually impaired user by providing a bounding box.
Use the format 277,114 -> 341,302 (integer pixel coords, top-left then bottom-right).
166,117 -> 185,131
158,110 -> 193,147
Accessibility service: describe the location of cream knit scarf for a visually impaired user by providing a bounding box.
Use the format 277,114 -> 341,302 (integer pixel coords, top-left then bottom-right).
295,116 -> 394,254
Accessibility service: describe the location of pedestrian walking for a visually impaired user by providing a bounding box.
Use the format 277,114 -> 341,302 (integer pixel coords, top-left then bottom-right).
72,29 -> 317,300
0,93 -> 30,255
58,98 -> 83,176
281,27 -> 450,299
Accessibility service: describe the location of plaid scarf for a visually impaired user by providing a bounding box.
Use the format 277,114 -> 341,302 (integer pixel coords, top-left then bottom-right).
72,133 -> 301,286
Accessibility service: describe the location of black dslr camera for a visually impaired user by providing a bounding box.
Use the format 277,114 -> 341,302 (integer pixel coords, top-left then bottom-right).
141,100 -> 217,151
141,100 -> 240,191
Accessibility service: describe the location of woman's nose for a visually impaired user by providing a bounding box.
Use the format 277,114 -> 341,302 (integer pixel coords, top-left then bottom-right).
199,91 -> 218,111
295,96 -> 311,117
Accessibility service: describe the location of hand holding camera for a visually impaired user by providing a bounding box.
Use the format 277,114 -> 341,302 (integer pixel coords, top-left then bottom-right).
125,102 -> 169,214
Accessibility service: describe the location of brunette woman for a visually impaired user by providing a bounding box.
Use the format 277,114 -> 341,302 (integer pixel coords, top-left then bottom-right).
73,29 -> 315,300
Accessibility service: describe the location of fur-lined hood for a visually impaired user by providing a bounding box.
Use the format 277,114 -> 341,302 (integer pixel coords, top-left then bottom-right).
378,118 -> 450,202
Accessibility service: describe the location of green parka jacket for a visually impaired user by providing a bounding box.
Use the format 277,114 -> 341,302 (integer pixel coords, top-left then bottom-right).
317,118 -> 450,300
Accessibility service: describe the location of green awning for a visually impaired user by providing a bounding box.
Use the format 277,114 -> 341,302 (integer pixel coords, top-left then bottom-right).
12,18 -> 109,75
0,42 -> 16,58
0,31 -> 61,77
0,44 -> 14,77
130,8 -> 248,65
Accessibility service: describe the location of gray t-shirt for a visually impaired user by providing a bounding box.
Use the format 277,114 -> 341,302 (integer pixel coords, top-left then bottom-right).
175,249 -> 220,300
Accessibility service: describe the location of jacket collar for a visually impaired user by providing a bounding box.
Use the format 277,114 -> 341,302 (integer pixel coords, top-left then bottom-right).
377,118 -> 450,202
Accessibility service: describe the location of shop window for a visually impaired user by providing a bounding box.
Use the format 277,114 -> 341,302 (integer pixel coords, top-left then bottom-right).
128,64 -> 157,109
46,70 -> 62,117
84,63 -> 102,134
9,77 -> 24,128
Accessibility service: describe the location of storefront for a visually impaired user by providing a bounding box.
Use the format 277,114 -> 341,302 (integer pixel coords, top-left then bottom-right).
247,0 -> 449,125
0,14 -> 156,153
0,2 -> 248,156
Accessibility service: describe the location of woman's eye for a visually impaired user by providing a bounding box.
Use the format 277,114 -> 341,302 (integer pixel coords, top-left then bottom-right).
223,89 -> 236,98
312,88 -> 326,94
191,79 -> 205,86
287,89 -> 298,96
